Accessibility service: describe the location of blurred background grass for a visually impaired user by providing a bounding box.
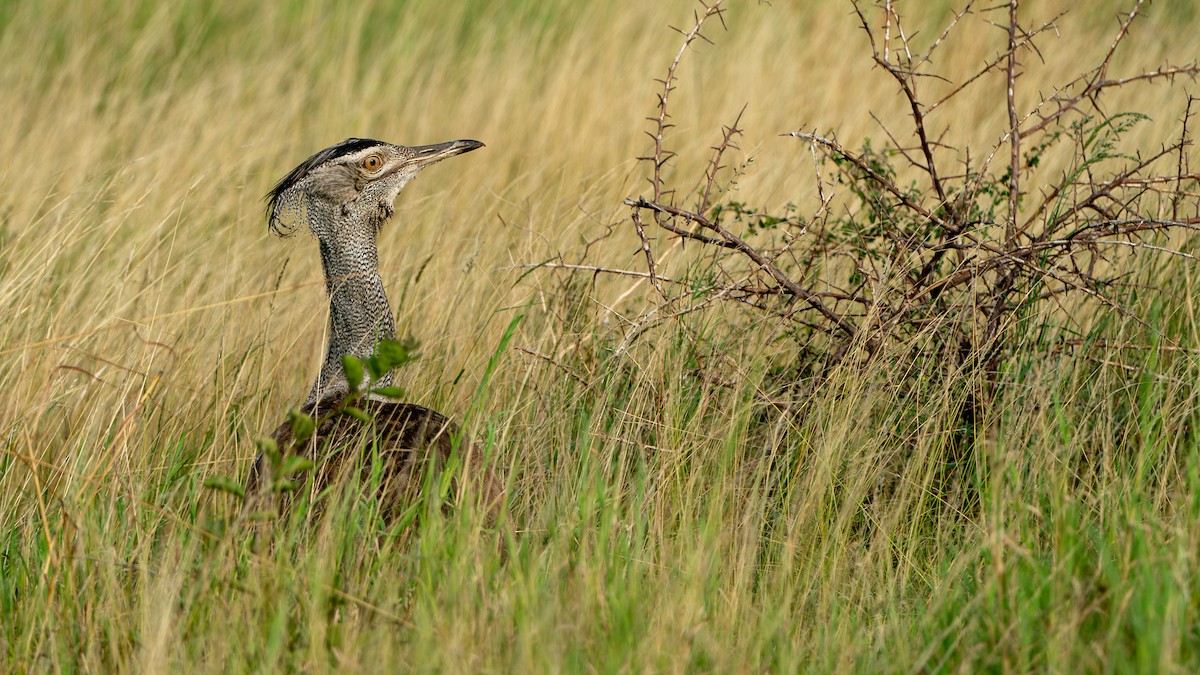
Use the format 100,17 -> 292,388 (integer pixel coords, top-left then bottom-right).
1,0 -> 1199,671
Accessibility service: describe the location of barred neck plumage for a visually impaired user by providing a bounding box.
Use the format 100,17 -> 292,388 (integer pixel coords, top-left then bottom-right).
305,216 -> 396,406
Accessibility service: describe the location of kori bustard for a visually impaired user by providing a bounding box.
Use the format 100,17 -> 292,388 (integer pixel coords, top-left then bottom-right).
245,137 -> 497,521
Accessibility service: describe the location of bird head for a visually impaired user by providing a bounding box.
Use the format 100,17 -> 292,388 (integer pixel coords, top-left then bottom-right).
266,137 -> 484,239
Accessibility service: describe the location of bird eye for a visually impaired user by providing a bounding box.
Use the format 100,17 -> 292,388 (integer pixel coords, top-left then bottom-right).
362,155 -> 382,171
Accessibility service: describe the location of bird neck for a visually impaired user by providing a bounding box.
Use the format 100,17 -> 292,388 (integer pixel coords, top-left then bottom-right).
306,231 -> 396,406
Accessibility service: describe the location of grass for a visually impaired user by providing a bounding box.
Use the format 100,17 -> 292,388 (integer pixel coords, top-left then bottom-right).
2,0 -> 1199,671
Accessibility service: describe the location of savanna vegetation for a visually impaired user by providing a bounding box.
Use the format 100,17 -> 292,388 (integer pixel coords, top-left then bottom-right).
2,0 -> 1199,671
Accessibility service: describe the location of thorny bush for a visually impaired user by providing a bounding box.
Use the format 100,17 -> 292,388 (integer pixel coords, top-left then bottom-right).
546,1 -> 1200,430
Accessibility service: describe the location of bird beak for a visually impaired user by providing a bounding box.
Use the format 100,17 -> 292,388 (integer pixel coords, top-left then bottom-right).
402,139 -> 485,172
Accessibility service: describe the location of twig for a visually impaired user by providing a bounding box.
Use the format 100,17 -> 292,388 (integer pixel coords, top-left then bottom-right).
515,346 -> 590,386
641,0 -> 728,204
507,262 -> 678,283
631,208 -> 668,301
698,106 -> 746,216
1005,0 -> 1021,242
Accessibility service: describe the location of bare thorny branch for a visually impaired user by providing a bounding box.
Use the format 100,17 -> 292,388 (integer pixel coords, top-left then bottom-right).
632,0 -> 729,305
1005,0 -> 1021,243
644,2 -> 728,205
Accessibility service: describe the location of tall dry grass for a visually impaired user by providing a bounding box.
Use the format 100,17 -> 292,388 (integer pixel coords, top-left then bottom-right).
1,0 -> 1199,671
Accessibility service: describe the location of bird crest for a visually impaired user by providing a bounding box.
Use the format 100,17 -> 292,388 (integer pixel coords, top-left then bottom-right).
265,137 -> 384,236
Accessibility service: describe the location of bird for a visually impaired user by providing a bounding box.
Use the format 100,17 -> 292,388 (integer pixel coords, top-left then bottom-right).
243,137 -> 498,525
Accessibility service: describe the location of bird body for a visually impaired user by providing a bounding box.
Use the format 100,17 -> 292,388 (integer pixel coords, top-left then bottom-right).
247,395 -> 463,523
245,137 -> 497,524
